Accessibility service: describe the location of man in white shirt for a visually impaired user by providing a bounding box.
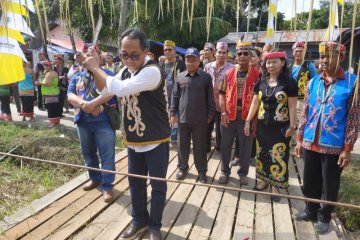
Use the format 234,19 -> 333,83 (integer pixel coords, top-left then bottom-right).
83,29 -> 170,240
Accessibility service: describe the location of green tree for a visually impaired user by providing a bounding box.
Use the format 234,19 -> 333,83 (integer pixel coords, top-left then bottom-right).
282,0 -> 360,31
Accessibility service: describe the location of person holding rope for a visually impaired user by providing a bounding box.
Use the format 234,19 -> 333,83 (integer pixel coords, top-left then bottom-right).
294,41 -> 360,234
83,29 -> 170,240
245,49 -> 297,201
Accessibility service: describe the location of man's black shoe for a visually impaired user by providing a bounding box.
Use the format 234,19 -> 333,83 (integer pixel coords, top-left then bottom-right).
120,223 -> 147,239
198,173 -> 207,183
176,169 -> 187,180
294,211 -> 317,222
315,221 -> 330,234
149,229 -> 162,240
218,173 -> 229,184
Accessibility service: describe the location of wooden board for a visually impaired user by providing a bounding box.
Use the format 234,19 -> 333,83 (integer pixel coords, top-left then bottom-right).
163,151 -> 220,240
94,151 -> 181,240
156,154 -> 198,238
288,156 -> 318,240
210,166 -> 241,240
3,157 -> 128,240
72,150 -> 178,240
21,166 -> 129,240
0,149 -> 128,233
273,195 -> 296,240
186,152 -> 225,240
232,165 -> 256,240
254,185 -> 274,240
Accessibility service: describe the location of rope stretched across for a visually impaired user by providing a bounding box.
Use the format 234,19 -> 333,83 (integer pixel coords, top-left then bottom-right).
1,151 -> 360,211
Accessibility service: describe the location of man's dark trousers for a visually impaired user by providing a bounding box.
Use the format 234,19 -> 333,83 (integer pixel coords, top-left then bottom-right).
178,123 -> 208,174
127,142 -> 169,230
302,149 -> 343,223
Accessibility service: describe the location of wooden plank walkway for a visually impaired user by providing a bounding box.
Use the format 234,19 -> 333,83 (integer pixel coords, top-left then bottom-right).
0,148 -> 347,240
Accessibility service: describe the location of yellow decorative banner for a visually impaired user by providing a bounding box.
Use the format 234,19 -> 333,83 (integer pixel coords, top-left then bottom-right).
269,3 -> 277,16
0,54 -> 24,85
5,2 -> 29,17
0,27 -> 25,44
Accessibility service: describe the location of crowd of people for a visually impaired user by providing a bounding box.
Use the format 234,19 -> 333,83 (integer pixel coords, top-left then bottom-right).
0,28 -> 359,240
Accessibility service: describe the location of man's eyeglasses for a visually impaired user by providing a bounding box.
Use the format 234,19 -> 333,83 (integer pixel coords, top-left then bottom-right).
120,53 -> 141,61
164,48 -> 173,52
237,51 -> 250,57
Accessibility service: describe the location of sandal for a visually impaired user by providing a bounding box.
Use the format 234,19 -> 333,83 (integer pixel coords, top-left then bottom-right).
271,186 -> 281,202
253,181 -> 269,191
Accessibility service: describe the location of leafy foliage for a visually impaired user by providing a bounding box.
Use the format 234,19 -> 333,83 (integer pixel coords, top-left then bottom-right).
127,0 -> 285,48
282,0 -> 360,31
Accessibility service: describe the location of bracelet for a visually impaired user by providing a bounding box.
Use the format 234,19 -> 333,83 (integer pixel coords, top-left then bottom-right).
290,126 -> 297,130
221,112 -> 227,116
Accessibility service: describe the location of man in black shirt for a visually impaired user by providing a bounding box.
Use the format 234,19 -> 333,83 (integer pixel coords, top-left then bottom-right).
170,47 -> 216,183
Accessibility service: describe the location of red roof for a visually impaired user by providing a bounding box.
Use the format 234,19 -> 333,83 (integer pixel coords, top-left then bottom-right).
47,25 -> 84,51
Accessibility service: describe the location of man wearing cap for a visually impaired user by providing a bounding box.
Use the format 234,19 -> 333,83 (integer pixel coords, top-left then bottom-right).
204,42 -> 234,153
218,42 -> 260,185
203,42 -> 216,66
83,29 -> 170,240
289,41 -> 318,121
171,47 -> 215,184
294,41 -> 360,234
159,40 -> 186,146
34,52 -> 48,111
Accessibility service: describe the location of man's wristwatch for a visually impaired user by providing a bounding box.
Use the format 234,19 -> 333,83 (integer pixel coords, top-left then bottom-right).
221,112 -> 227,116
289,126 -> 297,130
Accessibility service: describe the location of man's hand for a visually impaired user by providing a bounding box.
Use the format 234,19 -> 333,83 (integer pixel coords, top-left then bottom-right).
338,151 -> 351,168
221,114 -> 229,127
82,101 -> 97,113
83,47 -> 100,71
170,115 -> 178,127
244,121 -> 251,136
294,141 -> 302,158
285,128 -> 295,138
90,106 -> 102,117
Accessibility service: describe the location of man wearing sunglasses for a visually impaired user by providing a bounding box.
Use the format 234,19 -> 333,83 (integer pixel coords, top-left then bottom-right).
83,29 -> 170,240
159,40 -> 186,147
218,41 -> 260,185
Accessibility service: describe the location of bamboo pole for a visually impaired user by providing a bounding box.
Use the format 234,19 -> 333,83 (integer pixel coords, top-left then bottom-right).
302,0 -> 314,64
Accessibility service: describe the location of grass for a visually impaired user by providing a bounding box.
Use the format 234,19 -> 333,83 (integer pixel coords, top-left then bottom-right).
0,121 -> 123,222
337,158 -> 360,236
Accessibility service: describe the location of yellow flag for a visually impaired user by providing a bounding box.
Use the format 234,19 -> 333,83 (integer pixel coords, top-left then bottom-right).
0,27 -> 25,44
5,2 -> 29,17
269,3 -> 277,16
0,54 -> 24,85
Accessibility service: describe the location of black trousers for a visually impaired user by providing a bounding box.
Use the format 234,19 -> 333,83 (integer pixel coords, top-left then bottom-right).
11,85 -> 21,112
302,149 -> 343,223
59,90 -> 67,115
207,111 -> 221,151
20,96 -> 35,114
178,123 -> 208,174
0,96 -> 11,114
37,85 -> 43,109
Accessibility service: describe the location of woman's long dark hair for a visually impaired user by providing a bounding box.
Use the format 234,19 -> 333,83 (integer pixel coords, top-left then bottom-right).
261,49 -> 290,83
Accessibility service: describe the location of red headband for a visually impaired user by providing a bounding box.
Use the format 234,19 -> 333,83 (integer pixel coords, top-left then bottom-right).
263,51 -> 287,60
